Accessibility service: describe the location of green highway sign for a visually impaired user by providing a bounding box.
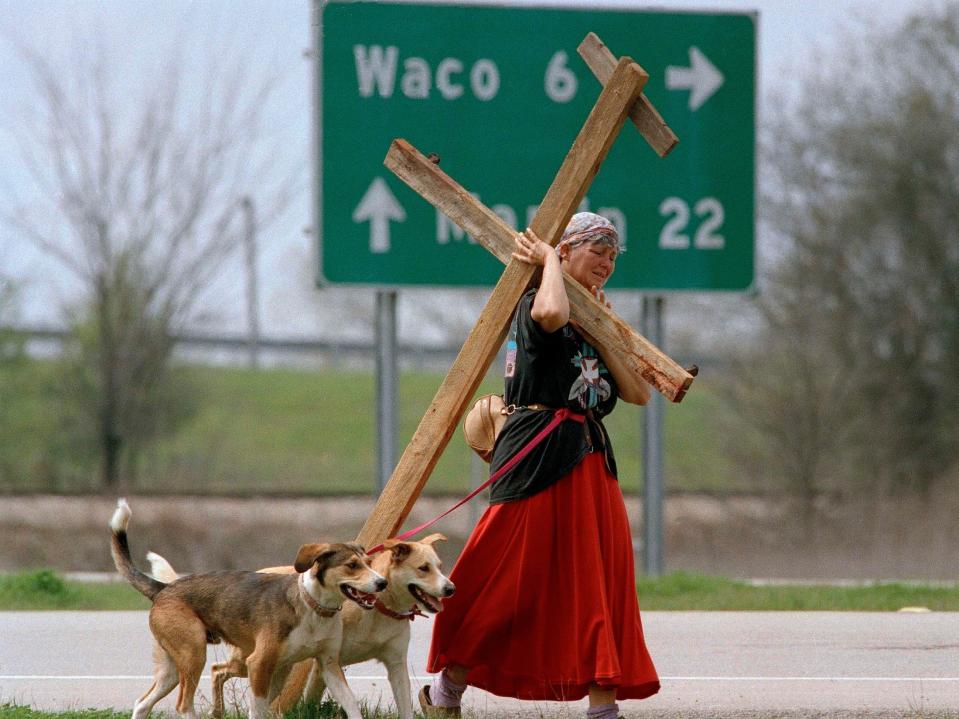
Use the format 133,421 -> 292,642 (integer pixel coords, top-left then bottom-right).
316,1 -> 756,291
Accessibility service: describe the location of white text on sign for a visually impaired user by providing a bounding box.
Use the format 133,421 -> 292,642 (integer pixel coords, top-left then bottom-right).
354,46 -> 591,104
436,197 -> 627,252
354,45 -> 500,101
658,197 -> 725,250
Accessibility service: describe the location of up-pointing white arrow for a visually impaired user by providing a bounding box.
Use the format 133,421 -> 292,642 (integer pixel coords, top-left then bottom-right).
352,177 -> 406,253
665,46 -> 724,111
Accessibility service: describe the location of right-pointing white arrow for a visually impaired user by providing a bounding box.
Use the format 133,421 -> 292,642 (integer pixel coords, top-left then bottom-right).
352,177 -> 406,254
666,46 -> 724,111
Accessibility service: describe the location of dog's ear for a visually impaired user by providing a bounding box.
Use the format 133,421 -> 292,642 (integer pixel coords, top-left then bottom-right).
383,539 -> 412,563
419,533 -> 448,546
293,543 -> 331,573
345,542 -> 367,558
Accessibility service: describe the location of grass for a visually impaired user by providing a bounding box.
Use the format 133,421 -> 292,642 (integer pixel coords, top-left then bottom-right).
636,572 -> 959,611
284,698 -> 409,719
0,708 -> 128,719
0,359 -> 745,496
0,697 -> 418,719
147,364 -> 739,495
0,699 -> 390,719
4,569 -> 957,612
0,570 -> 148,611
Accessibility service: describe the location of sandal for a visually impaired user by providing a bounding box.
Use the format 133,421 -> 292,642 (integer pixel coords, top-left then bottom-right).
418,685 -> 462,718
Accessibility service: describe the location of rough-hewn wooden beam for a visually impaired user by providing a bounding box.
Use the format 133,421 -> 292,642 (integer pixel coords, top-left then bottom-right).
564,279 -> 694,402
356,260 -> 530,550
385,138 -> 693,402
384,140 -> 514,265
530,56 -> 648,245
357,58 -> 649,548
578,32 -> 679,158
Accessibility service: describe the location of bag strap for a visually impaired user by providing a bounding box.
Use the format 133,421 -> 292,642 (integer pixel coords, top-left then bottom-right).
368,407 -> 586,554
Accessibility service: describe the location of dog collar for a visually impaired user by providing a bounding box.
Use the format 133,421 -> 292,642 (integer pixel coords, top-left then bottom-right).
299,574 -> 340,617
374,598 -> 427,621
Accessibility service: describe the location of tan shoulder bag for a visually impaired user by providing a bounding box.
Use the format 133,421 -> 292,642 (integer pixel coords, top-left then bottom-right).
462,394 -> 508,462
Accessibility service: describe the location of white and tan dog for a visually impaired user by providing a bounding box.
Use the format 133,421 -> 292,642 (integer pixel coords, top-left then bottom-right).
110,499 -> 385,719
150,534 -> 455,719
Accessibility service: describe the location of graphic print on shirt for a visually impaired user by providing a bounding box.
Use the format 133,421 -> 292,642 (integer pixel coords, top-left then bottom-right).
505,339 -> 517,378
567,339 -> 611,410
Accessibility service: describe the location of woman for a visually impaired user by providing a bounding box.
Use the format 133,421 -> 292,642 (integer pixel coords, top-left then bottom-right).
420,212 -> 660,719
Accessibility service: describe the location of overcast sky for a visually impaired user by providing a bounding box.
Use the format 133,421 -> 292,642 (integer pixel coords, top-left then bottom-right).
0,0 -> 949,341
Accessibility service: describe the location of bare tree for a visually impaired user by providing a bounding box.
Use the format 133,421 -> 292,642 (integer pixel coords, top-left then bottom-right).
1,38 -> 299,489
728,7 -> 959,499
0,277 -> 24,376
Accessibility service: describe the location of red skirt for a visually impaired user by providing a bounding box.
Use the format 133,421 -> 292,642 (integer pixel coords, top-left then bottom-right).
427,452 -> 660,701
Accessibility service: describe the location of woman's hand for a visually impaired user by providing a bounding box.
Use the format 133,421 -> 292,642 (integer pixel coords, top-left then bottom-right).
590,285 -> 612,309
578,287 -> 651,405
520,227 -> 569,332
511,228 -> 552,267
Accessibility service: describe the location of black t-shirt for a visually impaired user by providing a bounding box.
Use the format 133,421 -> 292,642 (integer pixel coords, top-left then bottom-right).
488,288 -> 619,504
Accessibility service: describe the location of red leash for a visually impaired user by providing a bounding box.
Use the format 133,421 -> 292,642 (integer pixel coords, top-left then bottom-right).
368,408 -> 585,554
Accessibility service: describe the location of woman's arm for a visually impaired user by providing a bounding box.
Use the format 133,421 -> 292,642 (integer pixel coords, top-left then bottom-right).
512,229 -> 568,333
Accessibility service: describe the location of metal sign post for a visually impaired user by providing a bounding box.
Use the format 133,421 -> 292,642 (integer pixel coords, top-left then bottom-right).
375,289 -> 398,494
641,295 -> 666,576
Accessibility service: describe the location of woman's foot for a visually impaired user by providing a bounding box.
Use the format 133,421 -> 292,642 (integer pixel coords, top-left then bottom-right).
418,685 -> 462,718
586,702 -> 620,719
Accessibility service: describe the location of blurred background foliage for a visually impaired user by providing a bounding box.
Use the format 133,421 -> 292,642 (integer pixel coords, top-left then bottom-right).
723,6 -> 959,504
1,6 -> 958,504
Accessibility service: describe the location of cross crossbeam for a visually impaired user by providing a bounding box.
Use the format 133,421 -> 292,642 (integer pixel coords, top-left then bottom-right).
356,40 -> 693,549
578,33 -> 679,157
384,139 -> 693,401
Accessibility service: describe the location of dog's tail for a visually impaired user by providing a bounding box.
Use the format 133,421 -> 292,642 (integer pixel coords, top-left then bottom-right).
110,499 -> 166,601
145,551 -> 182,584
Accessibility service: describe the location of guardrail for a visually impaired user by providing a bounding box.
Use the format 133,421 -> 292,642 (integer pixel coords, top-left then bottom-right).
6,325 -> 723,372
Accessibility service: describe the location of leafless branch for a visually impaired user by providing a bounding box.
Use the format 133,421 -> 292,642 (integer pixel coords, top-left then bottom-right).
0,27 -> 301,488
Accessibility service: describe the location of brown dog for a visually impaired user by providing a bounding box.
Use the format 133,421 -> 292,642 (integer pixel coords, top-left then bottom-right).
149,535 -> 455,719
110,499 -> 385,719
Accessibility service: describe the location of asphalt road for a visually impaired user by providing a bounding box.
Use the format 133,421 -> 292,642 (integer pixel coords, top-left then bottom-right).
2,611 -> 958,718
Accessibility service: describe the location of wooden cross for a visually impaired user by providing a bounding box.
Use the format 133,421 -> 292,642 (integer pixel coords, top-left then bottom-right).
356,34 -> 695,548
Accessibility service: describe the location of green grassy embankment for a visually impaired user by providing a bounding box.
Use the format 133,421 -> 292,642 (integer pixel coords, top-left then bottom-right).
635,572 -> 959,611
1,360 -> 742,496
3,570 -> 956,612
0,570 -> 149,611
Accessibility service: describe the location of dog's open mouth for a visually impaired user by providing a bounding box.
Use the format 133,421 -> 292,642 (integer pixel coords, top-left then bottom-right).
341,584 -> 377,610
409,584 -> 444,613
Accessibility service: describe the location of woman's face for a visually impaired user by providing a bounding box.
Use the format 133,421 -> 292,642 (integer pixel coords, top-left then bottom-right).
560,240 -> 617,289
